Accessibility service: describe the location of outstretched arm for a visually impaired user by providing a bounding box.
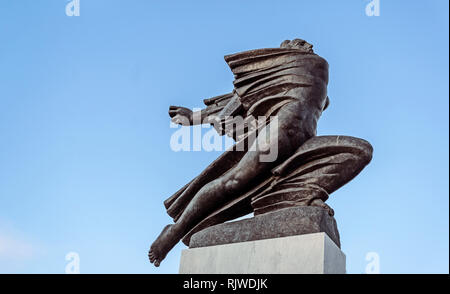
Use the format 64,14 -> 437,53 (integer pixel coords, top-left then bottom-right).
168,92 -> 243,127
168,106 -> 211,126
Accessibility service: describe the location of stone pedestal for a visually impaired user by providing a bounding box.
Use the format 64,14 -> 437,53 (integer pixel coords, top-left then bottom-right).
189,206 -> 341,249
179,232 -> 345,274
179,207 -> 345,274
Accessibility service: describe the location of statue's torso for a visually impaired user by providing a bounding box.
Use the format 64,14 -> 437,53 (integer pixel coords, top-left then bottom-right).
225,48 -> 328,113
226,48 -> 329,138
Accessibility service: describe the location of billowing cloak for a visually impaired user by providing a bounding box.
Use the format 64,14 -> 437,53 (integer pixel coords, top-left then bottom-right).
163,48 -> 330,245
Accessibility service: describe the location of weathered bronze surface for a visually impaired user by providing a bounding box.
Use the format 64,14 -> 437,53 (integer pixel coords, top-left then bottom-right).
149,39 -> 373,267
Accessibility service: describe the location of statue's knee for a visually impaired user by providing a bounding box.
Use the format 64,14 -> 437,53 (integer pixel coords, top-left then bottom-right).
223,171 -> 245,192
354,138 -> 373,165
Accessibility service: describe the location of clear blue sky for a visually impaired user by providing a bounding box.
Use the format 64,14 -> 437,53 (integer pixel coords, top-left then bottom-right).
0,0 -> 448,274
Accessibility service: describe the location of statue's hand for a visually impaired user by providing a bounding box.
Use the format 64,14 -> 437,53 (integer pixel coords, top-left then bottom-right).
169,106 -> 193,126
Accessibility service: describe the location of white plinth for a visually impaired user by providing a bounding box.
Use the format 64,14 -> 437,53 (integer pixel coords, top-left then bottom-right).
179,232 -> 346,274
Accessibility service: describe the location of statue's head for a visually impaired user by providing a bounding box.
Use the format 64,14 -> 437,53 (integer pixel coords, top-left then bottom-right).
280,39 -> 314,53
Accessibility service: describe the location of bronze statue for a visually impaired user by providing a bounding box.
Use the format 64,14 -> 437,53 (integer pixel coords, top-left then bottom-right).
149,39 -> 373,267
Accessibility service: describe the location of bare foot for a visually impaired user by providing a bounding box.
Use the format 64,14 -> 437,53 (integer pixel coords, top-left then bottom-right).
148,224 -> 179,267
310,198 -> 334,216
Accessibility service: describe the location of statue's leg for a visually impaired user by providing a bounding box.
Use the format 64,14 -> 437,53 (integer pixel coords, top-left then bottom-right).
251,135 -> 373,216
149,101 -> 310,266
